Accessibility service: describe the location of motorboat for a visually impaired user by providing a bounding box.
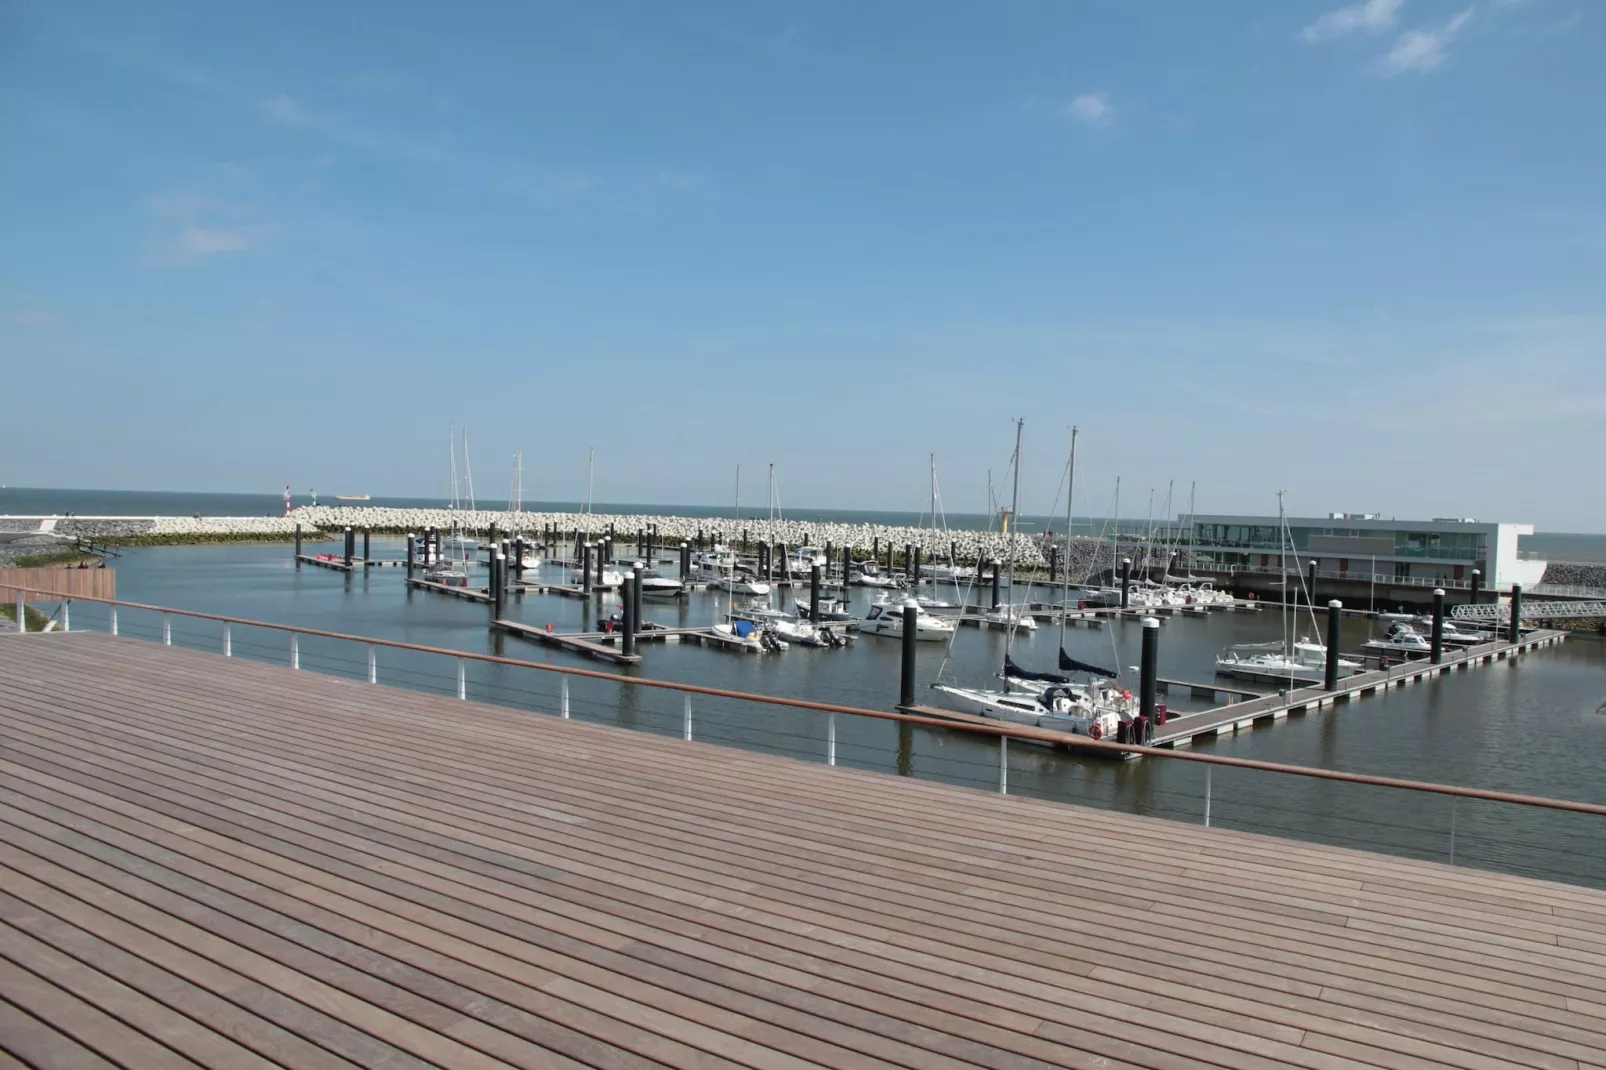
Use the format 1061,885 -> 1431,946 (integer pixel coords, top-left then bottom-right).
1173,581 -> 1232,607
518,552 -> 543,571
638,571 -> 685,598
850,562 -> 901,588
1364,625 -> 1434,654
916,595 -> 959,611
713,574 -> 772,596
795,595 -> 853,622
1411,617 -> 1491,644
713,618 -> 787,652
860,598 -> 956,641
1215,639 -> 1362,684
771,617 -> 852,648
982,604 -> 1038,631
924,562 -> 976,583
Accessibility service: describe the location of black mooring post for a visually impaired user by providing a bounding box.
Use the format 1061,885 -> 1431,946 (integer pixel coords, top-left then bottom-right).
1307,560 -> 1317,606
294,523 -> 302,565
492,553 -> 506,617
513,537 -> 525,582
886,540 -> 894,574
631,563 -> 643,641
1325,599 -> 1343,689
1509,584 -> 1523,644
900,605 -> 918,708
1469,568 -> 1482,606
581,543 -> 593,594
904,543 -> 912,582
621,575 -> 636,659
405,533 -> 415,576
1140,616 -> 1159,723
1120,558 -> 1131,609
679,541 -> 690,581
912,546 -> 921,587
343,527 -> 353,567
363,527 -> 371,563
1049,546 -> 1058,585
596,540 -> 606,585
1431,588 -> 1446,664
991,559 -> 1002,610
809,565 -> 822,621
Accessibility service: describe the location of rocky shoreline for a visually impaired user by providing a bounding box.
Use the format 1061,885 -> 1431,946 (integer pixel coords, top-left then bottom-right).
6,508 -> 1604,588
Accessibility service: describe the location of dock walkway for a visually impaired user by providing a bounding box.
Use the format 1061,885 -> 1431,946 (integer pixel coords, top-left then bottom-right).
2,631 -> 1604,1068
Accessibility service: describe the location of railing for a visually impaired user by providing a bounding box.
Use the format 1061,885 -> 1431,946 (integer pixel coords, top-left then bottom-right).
1527,583 -> 1606,600
10,585 -> 1605,889
1195,563 -> 1475,590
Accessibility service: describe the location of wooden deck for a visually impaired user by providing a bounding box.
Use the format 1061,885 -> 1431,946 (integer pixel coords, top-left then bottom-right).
2,633 -> 1605,1069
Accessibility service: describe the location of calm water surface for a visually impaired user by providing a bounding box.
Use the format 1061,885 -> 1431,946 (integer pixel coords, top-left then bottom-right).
97,541 -> 1606,887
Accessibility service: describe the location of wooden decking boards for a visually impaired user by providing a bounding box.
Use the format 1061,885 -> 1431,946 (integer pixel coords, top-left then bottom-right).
1,631 -> 1604,1068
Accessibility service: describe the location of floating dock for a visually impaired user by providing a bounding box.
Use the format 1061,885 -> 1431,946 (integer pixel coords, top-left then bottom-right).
492,618 -> 643,664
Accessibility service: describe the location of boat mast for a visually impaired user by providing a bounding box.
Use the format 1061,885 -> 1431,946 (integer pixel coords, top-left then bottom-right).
1111,475 -> 1121,594
1060,426 -> 1077,650
1278,489 -> 1290,670
462,431 -> 476,514
448,425 -> 459,512
584,447 -> 594,515
1003,418 -> 1024,672
509,449 -> 523,514
734,465 -> 741,521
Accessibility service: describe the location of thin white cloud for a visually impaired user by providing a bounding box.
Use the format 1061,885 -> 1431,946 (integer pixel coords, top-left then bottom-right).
1378,7 -> 1474,75
6,309 -> 61,331
177,225 -> 254,256
1302,0 -> 1407,42
263,92 -> 304,125
1065,92 -> 1113,127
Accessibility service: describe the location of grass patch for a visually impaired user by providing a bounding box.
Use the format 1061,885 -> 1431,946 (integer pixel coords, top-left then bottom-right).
0,602 -> 52,631
8,548 -> 99,568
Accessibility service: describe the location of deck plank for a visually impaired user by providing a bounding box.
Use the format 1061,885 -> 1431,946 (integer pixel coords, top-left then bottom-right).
0,631 -> 1603,1069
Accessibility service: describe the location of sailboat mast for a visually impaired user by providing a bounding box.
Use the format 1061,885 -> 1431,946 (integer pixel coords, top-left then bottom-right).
734,465 -> 741,520
584,447 -> 594,515
462,432 -> 476,514
1112,475 -> 1121,593
448,425 -> 459,511
1004,419 -> 1024,667
1278,490 -> 1291,687
1060,426 -> 1077,649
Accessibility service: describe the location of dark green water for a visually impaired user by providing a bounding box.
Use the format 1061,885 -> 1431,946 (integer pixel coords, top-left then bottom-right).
81,541 -> 1606,888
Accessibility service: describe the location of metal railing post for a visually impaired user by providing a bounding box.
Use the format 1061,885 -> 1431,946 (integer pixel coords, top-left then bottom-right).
222,622 -> 231,657
61,601 -> 70,632
828,712 -> 837,766
683,694 -> 693,741
999,736 -> 1008,794
367,644 -> 377,684
13,593 -> 22,633
1204,765 -> 1212,828
109,606 -> 118,636
163,614 -> 171,645
456,659 -> 467,700
291,633 -> 300,670
1449,796 -> 1458,866
560,676 -> 570,718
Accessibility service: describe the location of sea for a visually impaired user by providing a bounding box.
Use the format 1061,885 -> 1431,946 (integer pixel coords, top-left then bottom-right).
4,486 -> 1605,560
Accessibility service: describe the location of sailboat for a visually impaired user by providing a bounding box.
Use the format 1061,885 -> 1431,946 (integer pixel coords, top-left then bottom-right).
933,425 -> 1134,746
443,428 -> 478,558
1215,492 -> 1361,686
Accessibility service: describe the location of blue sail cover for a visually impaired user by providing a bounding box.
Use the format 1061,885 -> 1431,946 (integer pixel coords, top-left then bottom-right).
1059,648 -> 1118,679
1005,654 -> 1069,684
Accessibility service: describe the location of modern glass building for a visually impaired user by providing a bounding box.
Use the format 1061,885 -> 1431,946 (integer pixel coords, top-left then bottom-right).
1188,514 -> 1545,591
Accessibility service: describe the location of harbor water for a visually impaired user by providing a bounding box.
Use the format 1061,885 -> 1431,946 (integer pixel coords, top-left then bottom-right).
79,539 -> 1606,889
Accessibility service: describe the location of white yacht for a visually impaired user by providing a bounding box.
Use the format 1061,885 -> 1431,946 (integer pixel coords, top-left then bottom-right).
638,570 -> 685,598
795,595 -> 854,621
1364,625 -> 1435,654
569,565 -> 625,587
850,562 -> 901,589
860,598 -> 956,641
931,678 -> 1132,743
982,604 -> 1038,631
1215,639 -> 1361,685
423,560 -> 470,587
786,546 -> 829,575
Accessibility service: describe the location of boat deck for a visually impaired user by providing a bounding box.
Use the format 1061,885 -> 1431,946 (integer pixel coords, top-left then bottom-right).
2,631 -> 1604,1068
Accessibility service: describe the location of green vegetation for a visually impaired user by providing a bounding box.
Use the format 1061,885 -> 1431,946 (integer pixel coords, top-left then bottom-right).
0,602 -> 52,631
98,531 -> 329,547
8,548 -> 99,568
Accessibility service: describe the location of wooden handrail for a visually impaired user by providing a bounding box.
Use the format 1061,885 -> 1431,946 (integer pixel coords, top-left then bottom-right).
12,586 -> 1603,817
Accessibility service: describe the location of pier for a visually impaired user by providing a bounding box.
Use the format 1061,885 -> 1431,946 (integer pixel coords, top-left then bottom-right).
3,630 -> 1604,1069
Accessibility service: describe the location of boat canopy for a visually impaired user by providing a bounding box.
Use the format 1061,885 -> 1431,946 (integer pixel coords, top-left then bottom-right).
1059,648 -> 1118,679
1004,654 -> 1068,684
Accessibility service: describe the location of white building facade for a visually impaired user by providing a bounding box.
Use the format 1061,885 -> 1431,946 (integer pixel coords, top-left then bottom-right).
1188,514 -> 1546,592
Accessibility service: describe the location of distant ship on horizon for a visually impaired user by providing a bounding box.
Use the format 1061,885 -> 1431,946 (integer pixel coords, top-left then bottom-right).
334,494 -> 371,501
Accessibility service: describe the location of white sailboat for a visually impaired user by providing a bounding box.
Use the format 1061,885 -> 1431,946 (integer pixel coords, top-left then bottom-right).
1215,493 -> 1360,685
933,425 -> 1134,747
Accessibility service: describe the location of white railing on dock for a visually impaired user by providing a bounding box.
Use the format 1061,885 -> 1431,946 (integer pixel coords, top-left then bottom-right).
7,585 -> 1601,888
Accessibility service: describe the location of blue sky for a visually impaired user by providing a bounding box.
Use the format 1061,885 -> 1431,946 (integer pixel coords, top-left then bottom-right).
3,0 -> 1603,529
